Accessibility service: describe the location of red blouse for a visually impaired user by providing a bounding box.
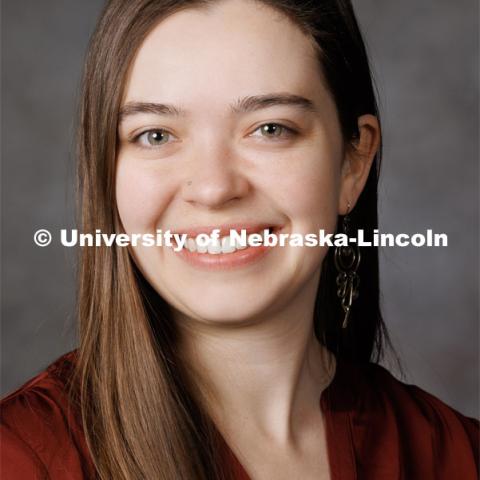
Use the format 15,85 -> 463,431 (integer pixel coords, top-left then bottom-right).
1,351 -> 478,479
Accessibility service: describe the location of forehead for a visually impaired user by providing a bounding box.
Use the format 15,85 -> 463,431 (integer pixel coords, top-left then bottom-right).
123,0 -> 325,106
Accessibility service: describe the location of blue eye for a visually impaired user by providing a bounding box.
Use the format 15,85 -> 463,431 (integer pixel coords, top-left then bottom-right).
252,123 -> 296,139
136,129 -> 171,147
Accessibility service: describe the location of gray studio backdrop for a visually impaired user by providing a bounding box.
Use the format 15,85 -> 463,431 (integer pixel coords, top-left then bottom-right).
2,0 -> 479,417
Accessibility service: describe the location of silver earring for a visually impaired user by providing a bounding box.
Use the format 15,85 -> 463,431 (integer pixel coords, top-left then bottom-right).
334,204 -> 361,329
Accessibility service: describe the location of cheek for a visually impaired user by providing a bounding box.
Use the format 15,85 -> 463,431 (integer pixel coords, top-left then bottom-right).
115,156 -> 174,233
266,150 -> 342,233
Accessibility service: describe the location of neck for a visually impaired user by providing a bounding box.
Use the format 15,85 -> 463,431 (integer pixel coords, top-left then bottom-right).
175,282 -> 336,447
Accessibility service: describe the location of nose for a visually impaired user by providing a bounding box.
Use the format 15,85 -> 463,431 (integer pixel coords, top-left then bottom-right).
181,142 -> 250,208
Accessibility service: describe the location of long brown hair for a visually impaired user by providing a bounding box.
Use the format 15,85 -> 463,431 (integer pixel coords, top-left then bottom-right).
74,1 -> 388,478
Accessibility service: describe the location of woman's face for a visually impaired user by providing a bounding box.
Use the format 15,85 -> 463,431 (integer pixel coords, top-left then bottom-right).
116,0 -> 349,324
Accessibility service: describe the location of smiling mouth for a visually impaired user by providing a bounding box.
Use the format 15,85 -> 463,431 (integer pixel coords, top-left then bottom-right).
184,227 -> 277,254
168,223 -> 284,271
171,224 -> 282,255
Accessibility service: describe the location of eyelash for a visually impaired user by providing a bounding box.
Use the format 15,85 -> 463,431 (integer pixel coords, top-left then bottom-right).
131,122 -> 299,149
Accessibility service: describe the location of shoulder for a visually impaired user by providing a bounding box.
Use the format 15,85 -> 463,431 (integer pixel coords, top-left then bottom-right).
329,360 -> 479,479
359,362 -> 478,438
1,351 -> 94,479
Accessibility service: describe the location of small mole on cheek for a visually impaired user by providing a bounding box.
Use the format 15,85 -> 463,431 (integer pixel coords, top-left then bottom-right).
187,180 -> 192,186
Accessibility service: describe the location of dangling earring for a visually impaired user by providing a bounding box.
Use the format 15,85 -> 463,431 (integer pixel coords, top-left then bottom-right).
334,203 -> 361,329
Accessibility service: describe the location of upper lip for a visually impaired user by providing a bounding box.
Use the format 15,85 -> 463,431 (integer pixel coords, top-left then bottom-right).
170,223 -> 281,238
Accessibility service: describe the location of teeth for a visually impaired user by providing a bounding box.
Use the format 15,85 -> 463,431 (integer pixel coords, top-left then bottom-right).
183,231 -> 270,255
186,238 -> 197,252
221,236 -> 236,253
235,236 -> 248,250
196,242 -> 208,254
207,239 -> 222,254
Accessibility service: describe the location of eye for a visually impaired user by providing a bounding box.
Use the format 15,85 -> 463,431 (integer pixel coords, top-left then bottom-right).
250,123 -> 296,140
135,129 -> 172,147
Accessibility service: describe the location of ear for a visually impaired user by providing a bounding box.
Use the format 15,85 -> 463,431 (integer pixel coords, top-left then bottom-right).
338,114 -> 381,214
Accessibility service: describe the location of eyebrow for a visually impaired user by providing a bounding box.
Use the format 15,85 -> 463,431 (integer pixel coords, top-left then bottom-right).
119,102 -> 186,121
231,93 -> 317,114
119,93 -> 317,122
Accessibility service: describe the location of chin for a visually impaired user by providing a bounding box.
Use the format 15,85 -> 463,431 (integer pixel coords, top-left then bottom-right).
167,284 -> 287,325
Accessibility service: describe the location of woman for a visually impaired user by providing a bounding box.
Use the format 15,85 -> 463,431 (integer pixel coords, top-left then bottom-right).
1,0 -> 478,479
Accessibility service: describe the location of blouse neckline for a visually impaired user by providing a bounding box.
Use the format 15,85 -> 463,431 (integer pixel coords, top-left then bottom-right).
219,357 -> 356,479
